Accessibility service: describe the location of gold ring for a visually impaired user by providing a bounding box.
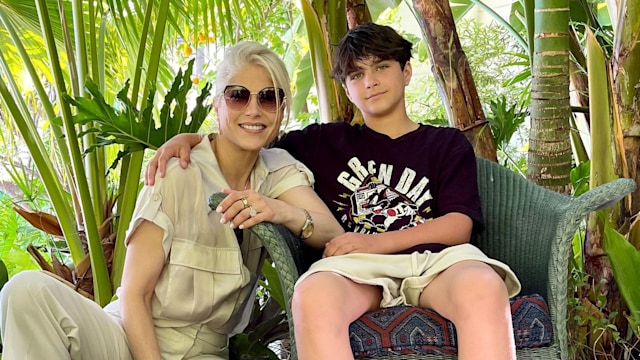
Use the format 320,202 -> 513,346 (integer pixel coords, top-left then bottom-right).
241,197 -> 249,208
249,206 -> 257,217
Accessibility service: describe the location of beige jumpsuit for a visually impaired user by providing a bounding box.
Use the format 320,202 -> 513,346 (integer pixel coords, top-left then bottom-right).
0,138 -> 314,359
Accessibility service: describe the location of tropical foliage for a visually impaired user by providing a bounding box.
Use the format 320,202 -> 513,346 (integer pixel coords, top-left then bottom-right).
0,0 -> 639,358
480,0 -> 640,358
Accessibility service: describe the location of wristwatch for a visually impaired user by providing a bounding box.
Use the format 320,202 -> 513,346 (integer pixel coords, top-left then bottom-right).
299,209 -> 314,240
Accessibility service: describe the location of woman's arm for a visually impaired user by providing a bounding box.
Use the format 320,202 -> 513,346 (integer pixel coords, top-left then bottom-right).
216,186 -> 344,249
146,133 -> 203,186
119,220 -> 166,360
271,185 -> 344,248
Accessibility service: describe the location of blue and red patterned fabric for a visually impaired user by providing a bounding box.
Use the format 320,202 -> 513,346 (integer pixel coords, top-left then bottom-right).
350,293 -> 552,357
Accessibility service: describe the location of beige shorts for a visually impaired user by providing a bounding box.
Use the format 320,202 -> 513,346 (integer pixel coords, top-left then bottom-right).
295,243 -> 521,308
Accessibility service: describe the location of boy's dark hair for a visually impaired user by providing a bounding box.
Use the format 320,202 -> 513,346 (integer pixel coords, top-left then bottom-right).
330,23 -> 413,83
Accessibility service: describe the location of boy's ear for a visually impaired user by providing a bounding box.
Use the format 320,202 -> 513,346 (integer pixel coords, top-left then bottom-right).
342,83 -> 352,101
403,61 -> 412,86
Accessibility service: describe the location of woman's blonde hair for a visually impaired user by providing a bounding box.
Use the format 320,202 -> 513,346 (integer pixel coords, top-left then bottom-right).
215,41 -> 291,126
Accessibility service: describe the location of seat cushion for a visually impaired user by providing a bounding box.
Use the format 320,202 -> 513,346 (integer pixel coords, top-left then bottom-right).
350,293 -> 553,358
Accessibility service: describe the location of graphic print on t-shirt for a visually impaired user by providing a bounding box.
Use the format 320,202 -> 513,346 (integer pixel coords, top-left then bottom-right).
333,156 -> 432,234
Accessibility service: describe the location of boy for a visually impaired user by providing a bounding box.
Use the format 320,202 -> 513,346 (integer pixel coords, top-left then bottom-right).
146,23 -> 521,360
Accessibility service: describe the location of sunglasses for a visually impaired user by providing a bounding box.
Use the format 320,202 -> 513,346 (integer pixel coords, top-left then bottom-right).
223,85 -> 286,113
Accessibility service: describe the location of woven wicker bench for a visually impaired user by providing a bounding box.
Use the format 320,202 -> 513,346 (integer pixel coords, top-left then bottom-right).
210,158 -> 635,360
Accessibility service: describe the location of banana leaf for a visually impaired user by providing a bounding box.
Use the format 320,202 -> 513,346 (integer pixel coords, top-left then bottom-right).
603,222 -> 640,327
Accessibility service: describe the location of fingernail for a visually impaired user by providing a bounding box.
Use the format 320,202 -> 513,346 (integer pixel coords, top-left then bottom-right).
229,222 -> 234,229
216,206 -> 222,212
220,217 -> 226,224
238,225 -> 244,230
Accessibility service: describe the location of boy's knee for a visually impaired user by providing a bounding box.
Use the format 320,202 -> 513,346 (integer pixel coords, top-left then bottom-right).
292,273 -> 351,321
449,266 -> 509,306
291,278 -> 320,317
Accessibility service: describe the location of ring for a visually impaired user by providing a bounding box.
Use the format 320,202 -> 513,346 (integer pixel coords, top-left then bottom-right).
249,206 -> 257,217
241,197 -> 249,208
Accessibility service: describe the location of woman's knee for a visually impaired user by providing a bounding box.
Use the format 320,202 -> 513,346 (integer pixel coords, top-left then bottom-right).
0,271 -> 54,316
1,271 -> 50,299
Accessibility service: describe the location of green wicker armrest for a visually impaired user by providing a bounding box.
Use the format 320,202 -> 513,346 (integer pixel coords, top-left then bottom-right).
208,193 -> 309,352
474,158 -> 636,360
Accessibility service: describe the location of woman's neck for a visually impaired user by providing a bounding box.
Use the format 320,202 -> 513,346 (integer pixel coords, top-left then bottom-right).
211,137 -> 258,190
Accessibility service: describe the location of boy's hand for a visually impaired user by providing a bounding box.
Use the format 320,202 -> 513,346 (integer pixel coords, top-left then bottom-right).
145,135 -> 198,185
323,233 -> 385,257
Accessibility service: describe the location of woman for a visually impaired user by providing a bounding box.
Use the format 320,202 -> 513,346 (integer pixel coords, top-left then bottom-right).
0,41 -> 343,359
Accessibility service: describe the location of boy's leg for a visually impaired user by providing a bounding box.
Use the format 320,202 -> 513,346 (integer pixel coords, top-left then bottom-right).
418,260 -> 515,360
292,272 -> 381,360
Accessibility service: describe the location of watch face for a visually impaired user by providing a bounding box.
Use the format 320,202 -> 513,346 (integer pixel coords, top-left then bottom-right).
302,223 -> 314,239
301,209 -> 314,239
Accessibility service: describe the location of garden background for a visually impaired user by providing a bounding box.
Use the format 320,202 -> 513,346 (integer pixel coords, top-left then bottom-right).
0,0 -> 638,358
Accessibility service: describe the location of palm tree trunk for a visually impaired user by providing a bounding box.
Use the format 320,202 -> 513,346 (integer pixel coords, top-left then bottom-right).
411,0 -> 496,161
527,0 -> 572,193
345,0 -> 370,28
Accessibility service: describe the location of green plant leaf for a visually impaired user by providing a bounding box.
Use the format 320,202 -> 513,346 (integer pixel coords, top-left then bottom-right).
0,258 -> 9,292
260,260 -> 285,310
570,160 -> 590,197
63,59 -> 212,154
229,333 -> 279,360
603,222 -> 640,325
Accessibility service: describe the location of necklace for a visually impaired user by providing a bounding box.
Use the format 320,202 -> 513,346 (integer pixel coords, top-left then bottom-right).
243,175 -> 250,191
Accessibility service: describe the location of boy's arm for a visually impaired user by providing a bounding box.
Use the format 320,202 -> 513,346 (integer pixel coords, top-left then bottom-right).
323,212 -> 472,257
145,133 -> 204,185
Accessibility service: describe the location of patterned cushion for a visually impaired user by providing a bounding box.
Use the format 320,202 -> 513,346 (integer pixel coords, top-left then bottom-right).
350,293 -> 553,358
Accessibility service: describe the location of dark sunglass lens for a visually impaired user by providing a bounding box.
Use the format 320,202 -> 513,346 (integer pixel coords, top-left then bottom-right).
258,88 -> 284,112
224,87 -> 250,110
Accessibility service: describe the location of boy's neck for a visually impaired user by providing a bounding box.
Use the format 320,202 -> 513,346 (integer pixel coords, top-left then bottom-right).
364,116 -> 419,139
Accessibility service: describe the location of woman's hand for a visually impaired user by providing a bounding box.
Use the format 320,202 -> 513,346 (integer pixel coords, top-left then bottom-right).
215,189 -> 278,230
146,133 -> 203,186
216,186 -> 344,249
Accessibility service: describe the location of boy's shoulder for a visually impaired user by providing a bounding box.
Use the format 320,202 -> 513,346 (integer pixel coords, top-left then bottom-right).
298,121 -> 353,134
413,124 -> 467,142
416,123 -> 462,134
280,121 -> 354,144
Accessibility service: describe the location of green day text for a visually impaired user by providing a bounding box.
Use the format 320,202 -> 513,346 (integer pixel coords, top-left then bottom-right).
337,157 -> 433,206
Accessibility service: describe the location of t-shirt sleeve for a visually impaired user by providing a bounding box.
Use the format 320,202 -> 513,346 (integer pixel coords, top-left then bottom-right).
436,131 -> 484,233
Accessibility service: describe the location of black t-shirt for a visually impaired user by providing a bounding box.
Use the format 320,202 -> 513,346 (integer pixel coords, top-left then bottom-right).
277,122 -> 484,253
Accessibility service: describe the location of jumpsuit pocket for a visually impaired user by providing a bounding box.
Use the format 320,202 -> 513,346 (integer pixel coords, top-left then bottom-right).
156,238 -> 249,323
